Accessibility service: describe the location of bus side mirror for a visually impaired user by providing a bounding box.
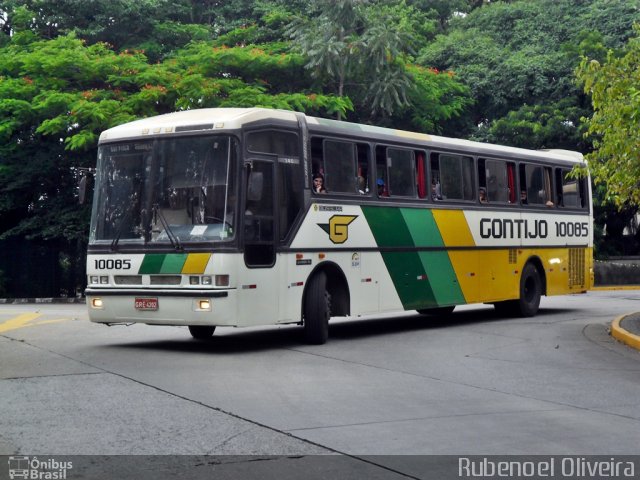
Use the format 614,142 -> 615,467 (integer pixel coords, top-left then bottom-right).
79,175 -> 88,205
78,170 -> 94,205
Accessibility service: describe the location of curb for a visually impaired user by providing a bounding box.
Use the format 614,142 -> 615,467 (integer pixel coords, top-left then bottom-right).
611,314 -> 640,351
591,285 -> 640,291
0,298 -> 86,305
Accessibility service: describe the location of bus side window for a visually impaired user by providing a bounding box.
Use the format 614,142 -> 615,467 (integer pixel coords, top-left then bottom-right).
356,143 -> 371,194
323,139 -> 357,193
247,130 -> 298,156
555,168 -> 585,209
375,145 -> 389,197
416,151 -> 427,199
311,137 -> 372,195
479,158 -> 512,204
386,147 -> 416,197
430,153 -> 441,200
520,163 -> 554,207
433,152 -> 474,201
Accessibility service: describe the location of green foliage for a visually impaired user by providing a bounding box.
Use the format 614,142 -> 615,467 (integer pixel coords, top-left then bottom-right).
287,0 -> 433,119
11,0 -> 638,292
391,65 -> 471,133
0,29 -> 352,247
471,100 -> 587,150
577,25 -> 640,207
418,0 -> 640,137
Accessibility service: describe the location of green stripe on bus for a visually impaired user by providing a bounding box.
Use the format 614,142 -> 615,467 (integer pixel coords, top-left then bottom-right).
361,206 -> 414,247
160,253 -> 188,274
363,206 -> 465,308
399,208 -> 444,247
381,251 -> 438,309
418,251 -> 466,305
138,254 -> 166,274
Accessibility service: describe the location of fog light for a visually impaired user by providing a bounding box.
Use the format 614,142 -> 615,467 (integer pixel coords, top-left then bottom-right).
215,274 -> 229,287
90,276 -> 99,284
201,275 -> 212,285
100,276 -> 109,284
190,276 -> 200,285
197,299 -> 211,311
91,298 -> 103,309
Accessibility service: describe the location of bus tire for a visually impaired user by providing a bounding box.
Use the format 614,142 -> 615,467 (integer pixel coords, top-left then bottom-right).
516,262 -> 542,317
417,306 -> 455,316
304,272 -> 331,345
494,263 -> 542,317
188,325 -> 216,339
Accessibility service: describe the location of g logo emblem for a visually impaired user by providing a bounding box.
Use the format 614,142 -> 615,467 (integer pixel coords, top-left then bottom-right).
318,215 -> 357,244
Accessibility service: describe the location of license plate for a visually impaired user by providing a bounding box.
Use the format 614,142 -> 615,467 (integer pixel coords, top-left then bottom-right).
135,297 -> 158,311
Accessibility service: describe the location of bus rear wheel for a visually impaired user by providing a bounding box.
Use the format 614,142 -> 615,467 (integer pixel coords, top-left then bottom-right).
304,272 -> 331,345
188,325 -> 216,339
494,262 -> 541,317
417,306 -> 455,316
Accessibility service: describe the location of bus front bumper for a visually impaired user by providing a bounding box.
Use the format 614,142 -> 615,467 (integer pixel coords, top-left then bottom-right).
85,288 -> 237,326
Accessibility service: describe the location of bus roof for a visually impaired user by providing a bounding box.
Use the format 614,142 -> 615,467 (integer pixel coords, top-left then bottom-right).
99,107 -> 584,164
98,108 -> 299,142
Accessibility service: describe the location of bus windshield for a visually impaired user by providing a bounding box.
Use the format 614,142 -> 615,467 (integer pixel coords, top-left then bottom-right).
90,135 -> 237,246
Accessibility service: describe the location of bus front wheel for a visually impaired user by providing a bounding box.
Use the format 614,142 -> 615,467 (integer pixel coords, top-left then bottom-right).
304,272 -> 331,345
188,325 -> 216,339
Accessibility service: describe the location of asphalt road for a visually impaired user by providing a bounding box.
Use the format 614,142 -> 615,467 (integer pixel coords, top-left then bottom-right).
1,291 -> 639,479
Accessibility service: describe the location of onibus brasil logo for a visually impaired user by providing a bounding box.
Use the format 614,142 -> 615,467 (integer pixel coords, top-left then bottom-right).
317,215 -> 358,244
8,456 -> 73,479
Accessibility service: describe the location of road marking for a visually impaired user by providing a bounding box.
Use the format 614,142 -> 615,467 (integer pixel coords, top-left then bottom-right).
34,319 -> 73,326
0,312 -> 43,333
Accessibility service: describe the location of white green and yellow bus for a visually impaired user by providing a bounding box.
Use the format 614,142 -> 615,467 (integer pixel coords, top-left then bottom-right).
86,108 -> 593,344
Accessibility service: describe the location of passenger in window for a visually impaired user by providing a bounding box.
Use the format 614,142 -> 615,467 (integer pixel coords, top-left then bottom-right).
520,190 -> 527,204
313,174 -> 326,194
479,187 -> 488,204
431,182 -> 442,200
357,175 -> 367,194
376,178 -> 388,197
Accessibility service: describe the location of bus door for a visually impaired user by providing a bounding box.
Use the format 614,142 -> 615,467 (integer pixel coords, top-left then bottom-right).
238,157 -> 281,325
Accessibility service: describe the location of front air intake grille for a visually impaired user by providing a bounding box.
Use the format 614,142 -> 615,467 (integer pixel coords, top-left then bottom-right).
114,275 -> 143,285
149,275 -> 182,285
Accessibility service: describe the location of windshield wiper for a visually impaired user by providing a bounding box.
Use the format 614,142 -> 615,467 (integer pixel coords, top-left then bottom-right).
152,203 -> 183,251
110,209 -> 133,252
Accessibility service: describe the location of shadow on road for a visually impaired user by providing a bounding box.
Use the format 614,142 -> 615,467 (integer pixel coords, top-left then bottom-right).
98,305 -> 577,355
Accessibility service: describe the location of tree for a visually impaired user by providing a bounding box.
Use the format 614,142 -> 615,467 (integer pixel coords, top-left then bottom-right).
577,26 -> 640,207
471,100 -> 587,150
287,0 -> 423,120
418,0 -> 640,141
0,19 -> 351,296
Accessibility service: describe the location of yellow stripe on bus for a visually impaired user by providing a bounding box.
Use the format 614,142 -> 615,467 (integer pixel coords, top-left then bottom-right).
432,210 -> 475,247
181,253 -> 211,274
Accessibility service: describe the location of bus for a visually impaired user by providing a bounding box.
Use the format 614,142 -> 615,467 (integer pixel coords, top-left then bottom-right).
85,108 -> 593,344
